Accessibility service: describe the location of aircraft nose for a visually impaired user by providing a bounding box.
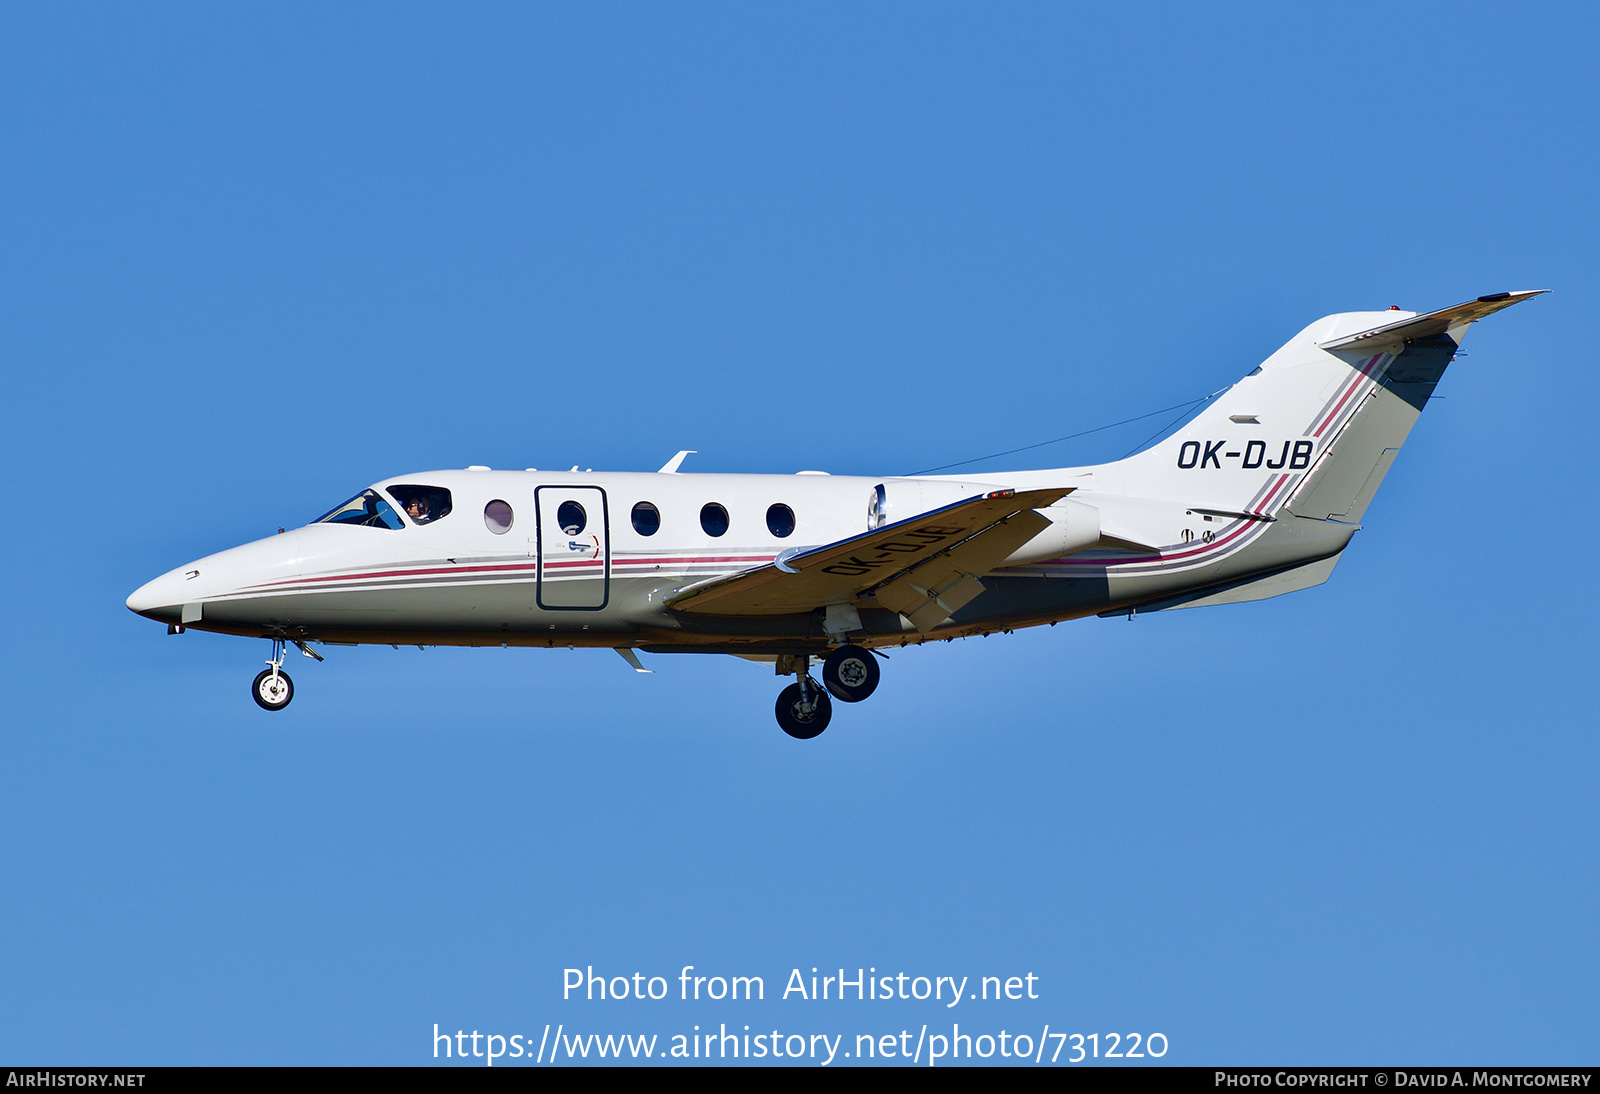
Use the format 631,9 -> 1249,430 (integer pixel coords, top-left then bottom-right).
126,568 -> 187,621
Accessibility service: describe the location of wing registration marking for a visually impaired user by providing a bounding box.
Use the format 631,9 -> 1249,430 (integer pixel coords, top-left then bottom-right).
819,525 -> 968,576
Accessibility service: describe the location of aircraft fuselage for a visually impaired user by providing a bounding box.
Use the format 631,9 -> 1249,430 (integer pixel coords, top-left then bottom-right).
130,466 -> 1270,653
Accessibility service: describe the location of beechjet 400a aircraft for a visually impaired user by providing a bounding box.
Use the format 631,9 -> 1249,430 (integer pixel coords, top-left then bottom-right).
128,292 -> 1542,738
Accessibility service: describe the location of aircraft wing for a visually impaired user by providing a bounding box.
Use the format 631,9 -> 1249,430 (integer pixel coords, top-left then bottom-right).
1316,290 -> 1546,352
667,487 -> 1070,626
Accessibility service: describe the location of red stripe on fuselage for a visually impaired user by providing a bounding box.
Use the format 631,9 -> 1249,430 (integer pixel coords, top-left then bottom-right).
242,553 -> 780,593
1044,474 -> 1289,569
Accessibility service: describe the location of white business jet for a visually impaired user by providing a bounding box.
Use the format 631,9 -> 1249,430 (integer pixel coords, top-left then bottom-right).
128,292 -> 1541,737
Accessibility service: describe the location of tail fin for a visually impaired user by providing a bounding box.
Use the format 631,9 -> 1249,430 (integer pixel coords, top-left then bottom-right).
1113,291 -> 1544,522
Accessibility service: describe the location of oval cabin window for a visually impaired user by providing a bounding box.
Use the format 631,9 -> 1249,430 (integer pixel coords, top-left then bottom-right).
557,500 -> 587,536
631,501 -> 661,536
700,503 -> 729,537
766,503 -> 795,538
484,500 -> 514,534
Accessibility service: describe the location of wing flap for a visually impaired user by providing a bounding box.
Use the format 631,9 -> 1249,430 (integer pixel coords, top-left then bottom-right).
874,509 -> 1051,630
667,487 -> 1069,616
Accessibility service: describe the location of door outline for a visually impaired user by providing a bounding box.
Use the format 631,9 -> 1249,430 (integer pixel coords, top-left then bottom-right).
535,486 -> 610,611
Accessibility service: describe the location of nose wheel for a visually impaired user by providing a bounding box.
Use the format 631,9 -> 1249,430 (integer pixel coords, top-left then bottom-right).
253,667 -> 294,710
251,638 -> 296,711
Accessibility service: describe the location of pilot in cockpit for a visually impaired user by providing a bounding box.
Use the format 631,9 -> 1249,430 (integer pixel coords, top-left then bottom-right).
406,496 -> 432,525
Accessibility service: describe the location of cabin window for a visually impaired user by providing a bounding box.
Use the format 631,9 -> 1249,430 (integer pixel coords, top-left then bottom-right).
766,503 -> 795,538
557,500 -> 587,536
484,500 -> 514,534
700,502 -> 729,537
631,501 -> 661,536
314,490 -> 404,531
385,484 -> 453,526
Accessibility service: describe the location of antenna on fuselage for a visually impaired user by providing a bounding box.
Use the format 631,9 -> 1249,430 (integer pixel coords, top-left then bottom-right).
658,450 -> 696,474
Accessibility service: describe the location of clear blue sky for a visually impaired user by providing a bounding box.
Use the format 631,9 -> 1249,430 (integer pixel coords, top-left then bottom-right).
2,1 -> 1595,1066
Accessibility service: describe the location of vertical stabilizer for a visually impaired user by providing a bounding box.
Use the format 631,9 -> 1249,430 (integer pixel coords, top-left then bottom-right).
1109,292 -> 1544,523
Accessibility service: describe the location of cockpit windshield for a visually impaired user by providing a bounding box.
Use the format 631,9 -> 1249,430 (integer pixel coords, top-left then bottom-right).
313,490 -> 405,530
384,484 -> 453,526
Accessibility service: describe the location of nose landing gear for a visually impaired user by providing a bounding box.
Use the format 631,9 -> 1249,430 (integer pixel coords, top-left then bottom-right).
251,639 -> 295,711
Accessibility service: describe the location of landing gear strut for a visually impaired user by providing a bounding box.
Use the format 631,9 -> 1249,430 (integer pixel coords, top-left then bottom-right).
775,669 -> 831,739
252,638 -> 294,711
773,646 -> 884,737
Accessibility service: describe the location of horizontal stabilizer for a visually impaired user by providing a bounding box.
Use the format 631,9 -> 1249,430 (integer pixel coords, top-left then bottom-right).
1316,291 -> 1546,352
668,487 -> 1070,617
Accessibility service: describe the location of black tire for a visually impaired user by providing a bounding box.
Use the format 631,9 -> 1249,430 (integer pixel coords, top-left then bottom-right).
252,668 -> 294,711
822,644 -> 879,703
775,681 -> 832,739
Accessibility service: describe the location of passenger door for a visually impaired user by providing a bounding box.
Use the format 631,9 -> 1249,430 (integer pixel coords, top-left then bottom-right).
535,485 -> 610,610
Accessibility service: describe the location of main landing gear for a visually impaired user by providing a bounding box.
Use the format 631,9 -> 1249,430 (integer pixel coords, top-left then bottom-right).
822,644 -> 879,703
775,676 -> 831,739
774,645 -> 880,739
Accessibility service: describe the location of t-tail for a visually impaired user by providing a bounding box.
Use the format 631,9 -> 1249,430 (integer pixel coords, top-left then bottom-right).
1115,291 -> 1546,524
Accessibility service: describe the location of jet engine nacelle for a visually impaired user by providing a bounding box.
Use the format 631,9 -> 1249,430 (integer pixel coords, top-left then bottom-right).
1002,499 -> 1101,566
870,478 -> 1008,529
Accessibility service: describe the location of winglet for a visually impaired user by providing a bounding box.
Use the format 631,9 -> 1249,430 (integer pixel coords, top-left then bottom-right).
1317,290 -> 1547,352
658,450 -> 696,474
